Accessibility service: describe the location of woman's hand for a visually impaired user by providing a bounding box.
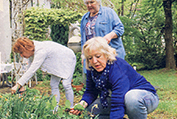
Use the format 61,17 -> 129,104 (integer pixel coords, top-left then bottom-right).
11,83 -> 22,94
69,108 -> 82,115
81,50 -> 84,65
69,101 -> 88,115
103,31 -> 118,44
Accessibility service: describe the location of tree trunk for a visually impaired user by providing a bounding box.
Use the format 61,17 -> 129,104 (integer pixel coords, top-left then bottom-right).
121,0 -> 124,16
163,0 -> 176,69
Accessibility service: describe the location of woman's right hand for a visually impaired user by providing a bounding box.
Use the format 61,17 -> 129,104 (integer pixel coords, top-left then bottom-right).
69,108 -> 82,115
11,83 -> 20,94
69,101 -> 88,115
11,83 -> 25,95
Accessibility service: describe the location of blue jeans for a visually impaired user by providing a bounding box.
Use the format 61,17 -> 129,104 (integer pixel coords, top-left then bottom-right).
86,89 -> 159,119
50,75 -> 74,107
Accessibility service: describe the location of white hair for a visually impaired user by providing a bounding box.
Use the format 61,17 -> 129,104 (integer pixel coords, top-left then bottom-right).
83,37 -> 117,70
83,0 -> 101,5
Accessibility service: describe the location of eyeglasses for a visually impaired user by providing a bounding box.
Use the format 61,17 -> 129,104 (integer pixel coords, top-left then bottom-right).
84,1 -> 96,5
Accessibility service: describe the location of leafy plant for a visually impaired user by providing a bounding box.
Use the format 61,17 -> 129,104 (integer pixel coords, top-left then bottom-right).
0,88 -> 57,118
74,103 -> 85,111
72,76 -> 83,86
50,23 -> 69,46
36,69 -> 51,81
24,7 -> 82,41
73,52 -> 83,79
0,87 -> 97,119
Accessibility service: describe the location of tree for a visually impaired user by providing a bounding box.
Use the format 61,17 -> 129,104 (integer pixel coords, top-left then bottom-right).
118,0 -> 176,70
163,0 -> 176,69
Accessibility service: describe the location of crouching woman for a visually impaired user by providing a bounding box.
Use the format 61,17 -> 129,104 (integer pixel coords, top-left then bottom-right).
70,37 -> 159,119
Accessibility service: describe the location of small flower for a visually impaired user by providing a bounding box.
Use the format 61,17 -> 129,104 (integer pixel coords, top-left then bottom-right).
5,98 -> 8,101
0,95 -> 2,98
21,98 -> 23,101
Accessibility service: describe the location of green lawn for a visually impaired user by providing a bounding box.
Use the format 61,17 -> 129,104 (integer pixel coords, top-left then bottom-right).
138,69 -> 177,119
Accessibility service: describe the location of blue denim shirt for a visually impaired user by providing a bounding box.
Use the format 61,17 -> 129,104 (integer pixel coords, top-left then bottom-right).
81,6 -> 126,58
81,6 -> 126,73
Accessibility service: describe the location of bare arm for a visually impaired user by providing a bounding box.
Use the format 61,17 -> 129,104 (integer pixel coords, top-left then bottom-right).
103,31 -> 118,44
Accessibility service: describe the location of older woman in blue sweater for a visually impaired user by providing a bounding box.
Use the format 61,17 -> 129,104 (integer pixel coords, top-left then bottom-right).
70,37 -> 159,119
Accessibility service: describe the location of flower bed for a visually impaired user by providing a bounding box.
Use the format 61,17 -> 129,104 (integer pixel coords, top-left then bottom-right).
0,87 -> 97,119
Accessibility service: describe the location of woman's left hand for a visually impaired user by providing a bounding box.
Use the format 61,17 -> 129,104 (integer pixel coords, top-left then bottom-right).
103,35 -> 111,44
103,31 -> 118,44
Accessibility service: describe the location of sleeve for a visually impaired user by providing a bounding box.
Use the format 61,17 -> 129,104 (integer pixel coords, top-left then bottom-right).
109,60 -> 130,119
110,9 -> 124,37
17,49 -> 47,86
81,70 -> 99,106
80,15 -> 85,51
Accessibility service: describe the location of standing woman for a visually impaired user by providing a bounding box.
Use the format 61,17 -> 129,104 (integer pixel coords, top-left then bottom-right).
11,37 -> 76,109
81,0 -> 126,73
70,37 -> 159,119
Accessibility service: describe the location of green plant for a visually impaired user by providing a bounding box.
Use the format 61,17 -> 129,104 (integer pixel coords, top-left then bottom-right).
0,88 -> 58,118
132,62 -> 138,66
24,7 -> 82,41
36,69 -> 51,81
73,52 -> 83,79
0,87 -> 97,119
72,76 -> 83,86
50,23 -> 69,46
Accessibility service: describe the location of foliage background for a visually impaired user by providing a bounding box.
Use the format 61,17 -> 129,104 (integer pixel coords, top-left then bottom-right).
51,0 -> 177,70
23,0 -> 176,71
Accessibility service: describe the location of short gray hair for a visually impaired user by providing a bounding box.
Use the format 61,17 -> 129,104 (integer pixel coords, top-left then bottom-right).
83,0 -> 101,5
83,37 -> 117,70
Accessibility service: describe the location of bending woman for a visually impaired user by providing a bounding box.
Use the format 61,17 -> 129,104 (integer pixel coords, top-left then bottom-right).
11,37 -> 76,109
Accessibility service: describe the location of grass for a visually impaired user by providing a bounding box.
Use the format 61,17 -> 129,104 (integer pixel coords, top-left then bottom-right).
138,68 -> 177,119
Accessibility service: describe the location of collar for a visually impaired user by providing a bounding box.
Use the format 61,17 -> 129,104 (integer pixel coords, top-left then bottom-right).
85,5 -> 103,19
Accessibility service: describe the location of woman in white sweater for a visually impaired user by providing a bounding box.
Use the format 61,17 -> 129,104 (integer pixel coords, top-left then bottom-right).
11,37 -> 76,109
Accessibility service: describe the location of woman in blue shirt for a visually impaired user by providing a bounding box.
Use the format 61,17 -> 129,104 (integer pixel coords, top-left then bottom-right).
81,0 -> 126,73
70,37 -> 159,119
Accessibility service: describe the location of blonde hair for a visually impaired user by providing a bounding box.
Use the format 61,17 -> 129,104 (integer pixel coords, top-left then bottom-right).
83,37 -> 117,70
13,37 -> 34,53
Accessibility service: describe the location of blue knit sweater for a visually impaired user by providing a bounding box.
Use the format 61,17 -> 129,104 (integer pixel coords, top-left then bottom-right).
81,57 -> 156,119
